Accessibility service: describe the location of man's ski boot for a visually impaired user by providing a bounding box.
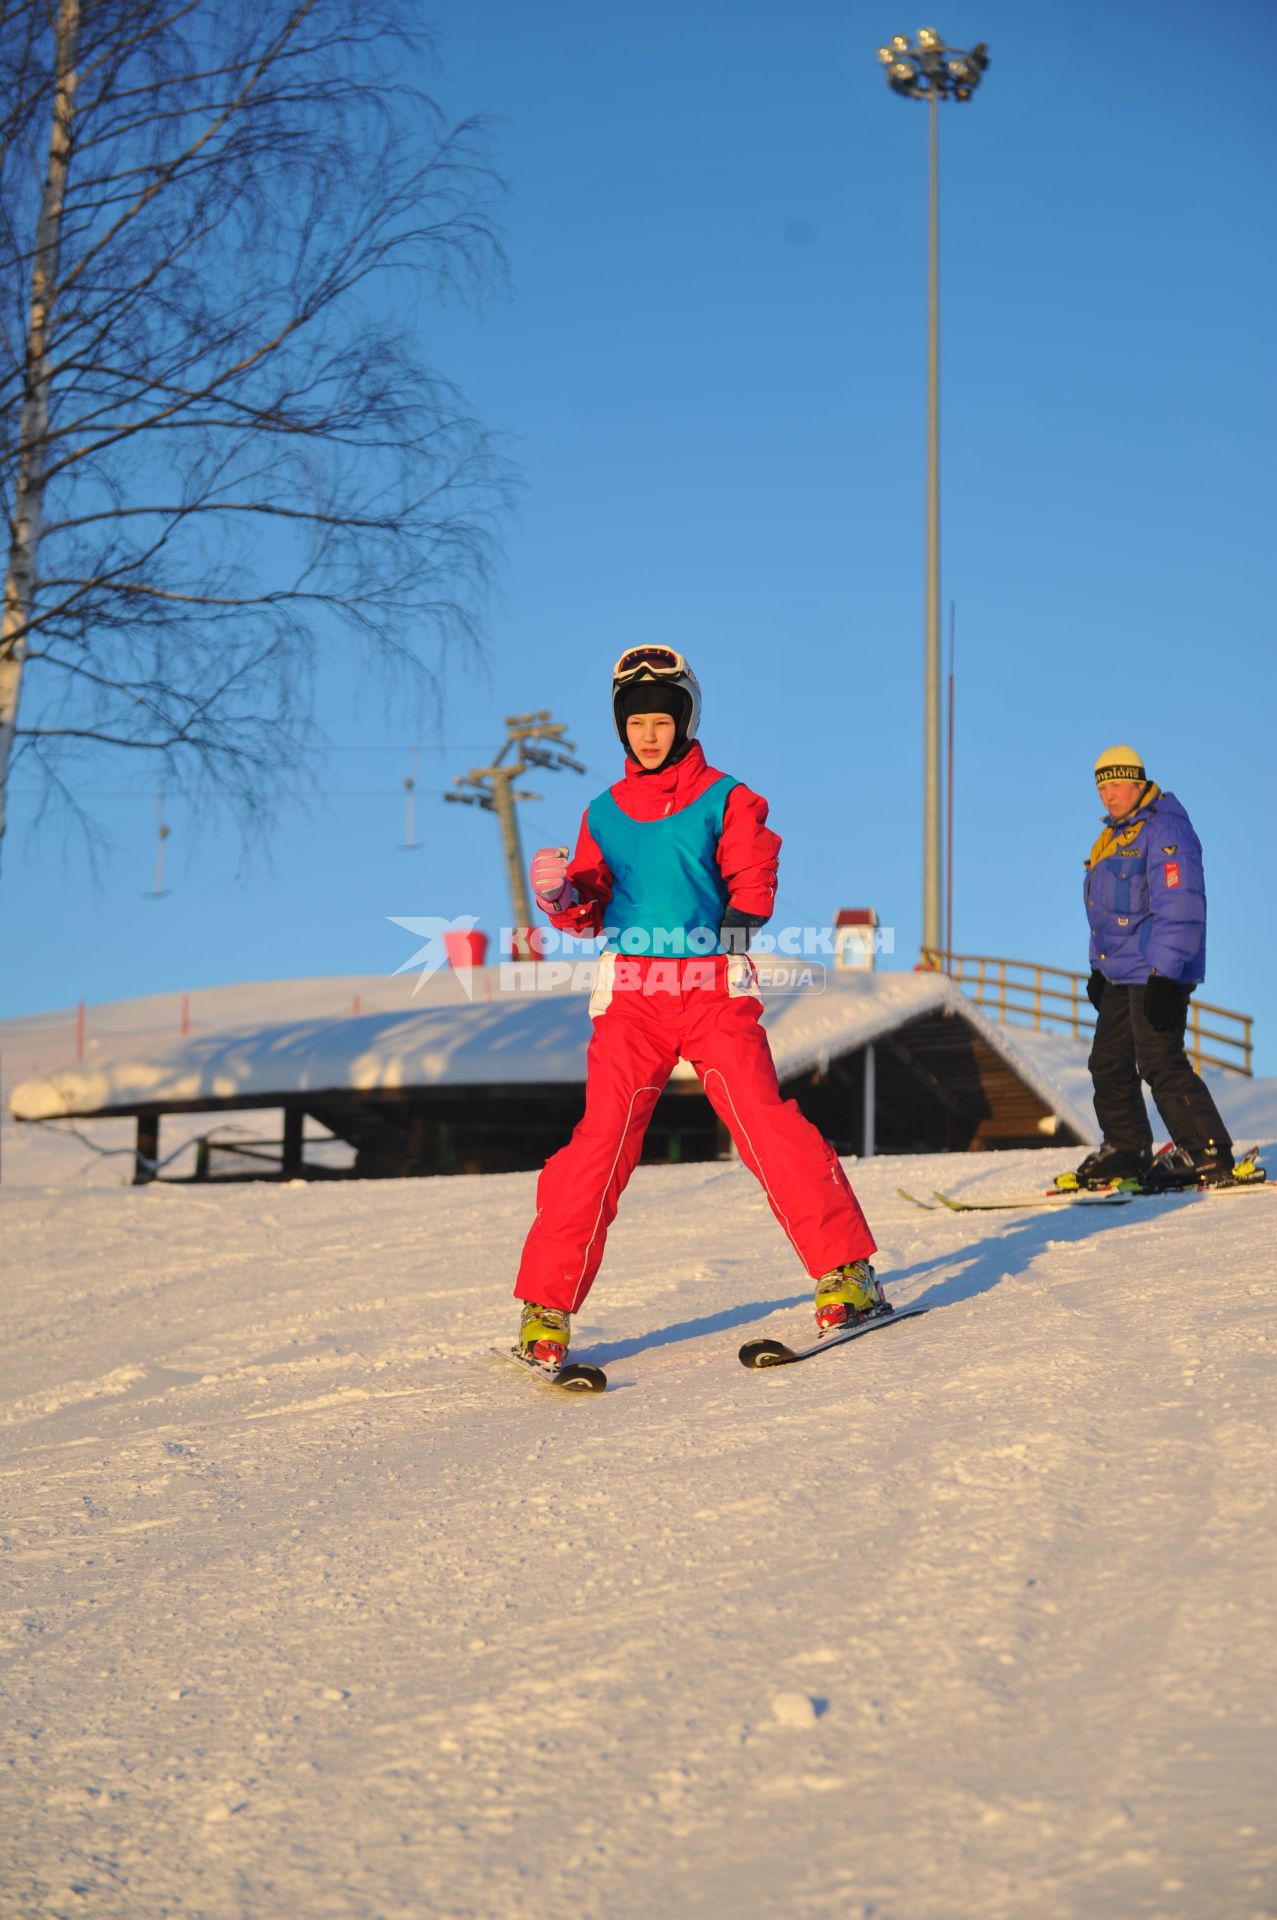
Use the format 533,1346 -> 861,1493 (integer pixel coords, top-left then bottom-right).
1141,1139 -> 1242,1192
1054,1142 -> 1153,1193
517,1303 -> 571,1371
814,1261 -> 889,1336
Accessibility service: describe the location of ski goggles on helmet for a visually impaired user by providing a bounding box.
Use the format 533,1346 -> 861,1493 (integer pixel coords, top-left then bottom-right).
612,645 -> 689,685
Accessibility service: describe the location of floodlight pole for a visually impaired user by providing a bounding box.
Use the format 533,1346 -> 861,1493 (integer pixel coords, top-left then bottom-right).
877,29 -> 988,964
925,84 -> 941,962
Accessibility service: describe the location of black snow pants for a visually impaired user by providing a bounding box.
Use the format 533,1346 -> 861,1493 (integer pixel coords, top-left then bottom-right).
1088,981 -> 1231,1152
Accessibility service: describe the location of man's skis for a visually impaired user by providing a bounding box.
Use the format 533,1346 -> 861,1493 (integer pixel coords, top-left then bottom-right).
494,1347 -> 608,1394
897,1170 -> 1267,1214
897,1186 -> 1133,1214
739,1305 -> 927,1370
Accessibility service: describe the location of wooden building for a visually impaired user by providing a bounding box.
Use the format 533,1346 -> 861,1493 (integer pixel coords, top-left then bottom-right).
9,966 -> 1095,1183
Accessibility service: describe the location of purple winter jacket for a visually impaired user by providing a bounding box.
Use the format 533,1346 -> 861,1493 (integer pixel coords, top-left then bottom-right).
1084,787 -> 1207,986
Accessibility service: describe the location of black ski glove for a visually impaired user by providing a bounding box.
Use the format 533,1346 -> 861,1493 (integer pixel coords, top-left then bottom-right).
1144,973 -> 1188,1033
1086,968 -> 1106,1011
719,908 -> 768,954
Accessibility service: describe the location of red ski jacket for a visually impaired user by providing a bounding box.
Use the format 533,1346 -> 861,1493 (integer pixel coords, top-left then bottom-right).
544,742 -> 780,941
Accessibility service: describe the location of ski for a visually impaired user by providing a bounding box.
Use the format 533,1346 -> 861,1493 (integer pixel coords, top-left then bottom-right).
898,1151 -> 1265,1216
494,1347 -> 608,1394
929,1187 -> 1134,1213
895,1186 -> 1121,1212
895,1187 -> 939,1209
912,1178 -> 1266,1214
932,1161 -> 1266,1213
739,1305 -> 927,1370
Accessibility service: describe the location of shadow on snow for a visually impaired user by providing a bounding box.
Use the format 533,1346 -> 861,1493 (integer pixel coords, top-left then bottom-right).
578,1190 -> 1203,1363
896,1189 -> 1201,1316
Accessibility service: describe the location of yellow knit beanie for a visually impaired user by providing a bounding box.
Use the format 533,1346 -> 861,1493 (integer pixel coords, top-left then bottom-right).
1094,744 -> 1146,788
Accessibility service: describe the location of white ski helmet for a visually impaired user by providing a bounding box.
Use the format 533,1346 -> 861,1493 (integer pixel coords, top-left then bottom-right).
611,646 -> 702,765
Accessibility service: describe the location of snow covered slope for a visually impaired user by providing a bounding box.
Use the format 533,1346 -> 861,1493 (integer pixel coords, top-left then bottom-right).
3,1145 -> 1275,1918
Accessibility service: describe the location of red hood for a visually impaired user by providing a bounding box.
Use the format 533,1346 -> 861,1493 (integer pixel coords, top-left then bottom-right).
612,741 -> 726,820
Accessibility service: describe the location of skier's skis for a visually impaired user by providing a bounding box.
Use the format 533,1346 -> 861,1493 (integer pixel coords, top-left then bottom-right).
494,1347 -> 608,1394
740,1305 -> 927,1370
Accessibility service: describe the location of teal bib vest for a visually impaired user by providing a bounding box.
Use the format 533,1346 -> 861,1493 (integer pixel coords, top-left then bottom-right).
588,775 -> 739,955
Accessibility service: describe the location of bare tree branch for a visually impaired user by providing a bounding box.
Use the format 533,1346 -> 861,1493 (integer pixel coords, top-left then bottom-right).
0,0 -> 511,871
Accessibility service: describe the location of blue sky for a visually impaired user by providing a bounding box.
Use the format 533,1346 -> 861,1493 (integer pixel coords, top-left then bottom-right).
4,0 -> 1275,1070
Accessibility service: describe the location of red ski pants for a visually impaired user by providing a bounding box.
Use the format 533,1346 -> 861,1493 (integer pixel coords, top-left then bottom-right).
514,957 -> 876,1313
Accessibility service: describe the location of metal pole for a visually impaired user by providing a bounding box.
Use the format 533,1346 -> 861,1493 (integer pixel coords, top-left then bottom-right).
862,1043 -> 876,1159
946,599 -> 955,969
923,87 -> 943,956
490,771 -> 533,934
153,794 -> 168,897
447,714 -> 582,945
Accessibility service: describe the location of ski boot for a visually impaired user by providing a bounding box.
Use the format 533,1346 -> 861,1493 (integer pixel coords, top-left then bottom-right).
517,1303 -> 571,1371
1141,1140 -> 1237,1193
814,1261 -> 889,1336
1054,1141 -> 1152,1193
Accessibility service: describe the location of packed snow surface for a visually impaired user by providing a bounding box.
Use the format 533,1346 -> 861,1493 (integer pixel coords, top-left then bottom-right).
3,1127 -> 1276,1919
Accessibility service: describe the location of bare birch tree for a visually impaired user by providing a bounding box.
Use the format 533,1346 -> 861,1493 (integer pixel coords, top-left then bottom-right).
0,0 -> 508,870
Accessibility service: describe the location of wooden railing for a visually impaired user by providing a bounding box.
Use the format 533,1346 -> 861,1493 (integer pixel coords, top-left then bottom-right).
919,951 -> 1254,1077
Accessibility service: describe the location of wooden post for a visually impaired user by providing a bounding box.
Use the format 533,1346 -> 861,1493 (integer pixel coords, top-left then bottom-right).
75,998 -> 85,1060
282,1107 -> 304,1177
134,1114 -> 158,1184
862,1043 -> 876,1159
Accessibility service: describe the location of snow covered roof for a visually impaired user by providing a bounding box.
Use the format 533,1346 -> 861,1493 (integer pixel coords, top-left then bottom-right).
8,964 -> 1098,1140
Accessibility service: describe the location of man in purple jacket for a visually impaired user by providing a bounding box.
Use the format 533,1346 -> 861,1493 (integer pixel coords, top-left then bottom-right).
1063,744 -> 1234,1191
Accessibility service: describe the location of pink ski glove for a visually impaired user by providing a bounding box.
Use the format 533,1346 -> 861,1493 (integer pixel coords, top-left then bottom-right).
530,845 -> 572,911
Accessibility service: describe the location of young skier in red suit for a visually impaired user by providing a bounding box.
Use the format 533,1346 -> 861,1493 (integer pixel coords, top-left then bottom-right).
514,647 -> 883,1373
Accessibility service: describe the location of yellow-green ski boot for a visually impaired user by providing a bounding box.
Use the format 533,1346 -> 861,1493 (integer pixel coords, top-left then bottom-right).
518,1302 -> 571,1371
814,1261 -> 888,1336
